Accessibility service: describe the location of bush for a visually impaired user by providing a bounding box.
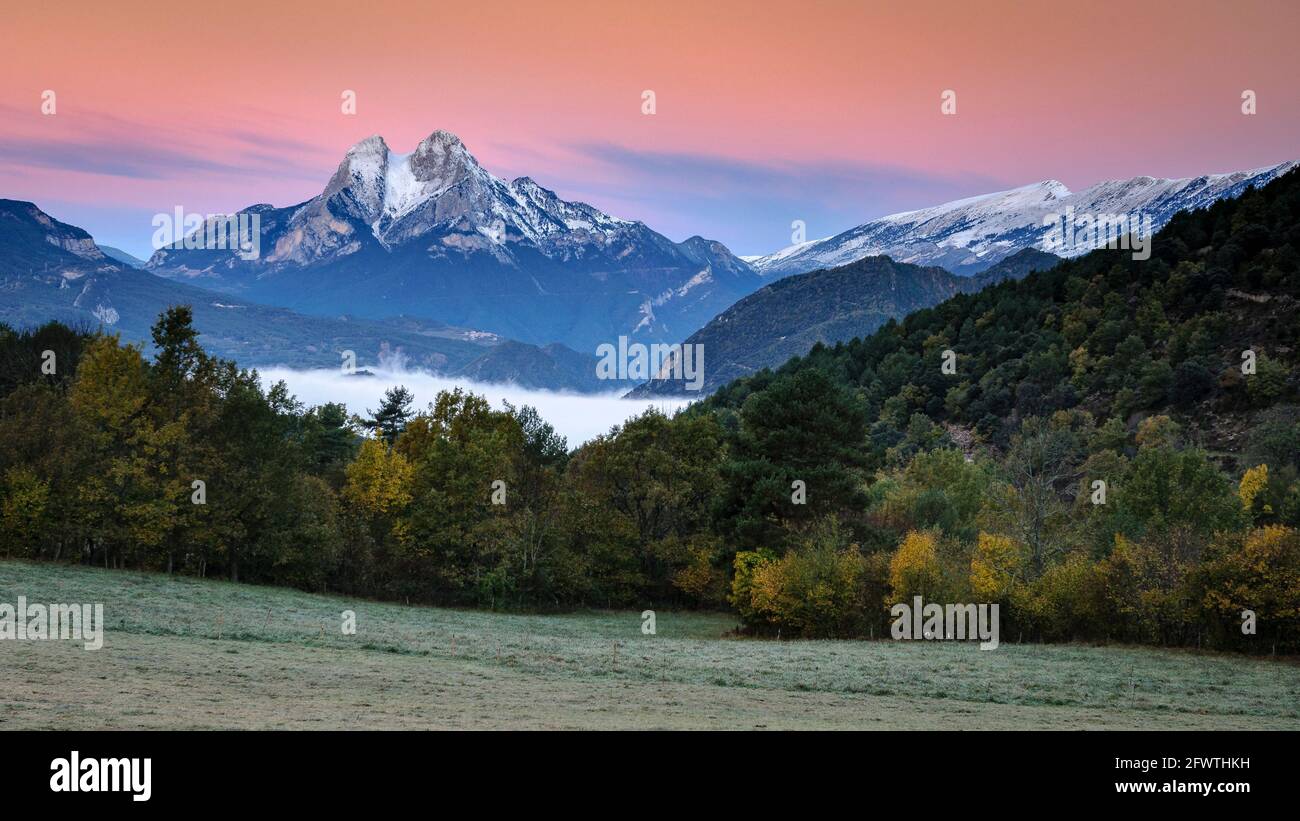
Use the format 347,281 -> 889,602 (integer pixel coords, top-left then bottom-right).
1170,360 -> 1216,407
1246,354 -> 1290,406
888,530 -> 944,602
969,531 -> 1026,602
1102,533 -> 1198,645
733,519 -> 872,638
1200,526 -> 1300,652
1011,554 -> 1108,641
730,548 -> 778,628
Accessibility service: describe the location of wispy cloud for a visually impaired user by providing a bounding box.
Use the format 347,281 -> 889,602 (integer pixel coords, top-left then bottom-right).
0,104 -> 329,182
575,142 -> 1000,207
0,135 -> 259,179
545,142 -> 1006,255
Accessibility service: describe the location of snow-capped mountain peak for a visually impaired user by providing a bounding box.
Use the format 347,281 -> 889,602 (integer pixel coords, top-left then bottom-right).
878,179 -> 1072,226
317,134 -> 390,222
311,129 -> 637,248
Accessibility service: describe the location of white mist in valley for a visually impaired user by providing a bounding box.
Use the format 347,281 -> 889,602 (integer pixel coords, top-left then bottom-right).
258,367 -> 693,446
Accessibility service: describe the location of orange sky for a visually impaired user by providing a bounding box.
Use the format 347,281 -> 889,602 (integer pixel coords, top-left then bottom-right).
2,0 -> 1297,256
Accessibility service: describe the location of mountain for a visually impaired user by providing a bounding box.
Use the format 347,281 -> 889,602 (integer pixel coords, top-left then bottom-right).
96,245 -> 147,268
970,247 -> 1062,287
751,161 -> 1298,278
0,199 -> 517,373
702,166 -> 1300,459
457,340 -> 606,392
146,130 -> 763,353
630,248 -> 1062,396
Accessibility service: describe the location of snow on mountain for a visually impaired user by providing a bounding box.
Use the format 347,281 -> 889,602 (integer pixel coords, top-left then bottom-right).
303,130 -> 637,252
751,160 -> 1299,278
0,199 -> 502,374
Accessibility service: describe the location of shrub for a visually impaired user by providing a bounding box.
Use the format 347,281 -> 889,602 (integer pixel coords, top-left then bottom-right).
1246,354 -> 1290,406
888,530 -> 944,602
730,548 -> 778,628
1011,553 -> 1108,641
672,536 -> 730,607
969,531 -> 1026,602
0,466 -> 50,558
734,519 -> 871,638
1201,526 -> 1300,652
1102,532 -> 1198,644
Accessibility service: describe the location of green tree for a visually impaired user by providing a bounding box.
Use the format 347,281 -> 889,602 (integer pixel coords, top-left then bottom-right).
567,409 -> 724,601
364,386 -> 414,445
988,417 -> 1082,576
717,369 -> 870,549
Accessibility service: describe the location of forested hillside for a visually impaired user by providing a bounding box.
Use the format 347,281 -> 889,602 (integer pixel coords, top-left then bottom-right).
632,248 -> 1060,396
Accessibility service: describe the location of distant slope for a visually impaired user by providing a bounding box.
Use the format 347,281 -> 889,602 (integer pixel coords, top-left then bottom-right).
96,245 -> 147,268
971,248 -> 1062,287
457,340 -> 608,392
751,161 -> 1298,278
631,248 -> 1061,396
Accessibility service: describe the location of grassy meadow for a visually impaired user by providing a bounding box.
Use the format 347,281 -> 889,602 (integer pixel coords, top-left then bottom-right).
2,560 -> 1298,730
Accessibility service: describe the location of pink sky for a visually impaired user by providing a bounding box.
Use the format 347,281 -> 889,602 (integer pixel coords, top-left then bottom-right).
2,0 -> 1297,257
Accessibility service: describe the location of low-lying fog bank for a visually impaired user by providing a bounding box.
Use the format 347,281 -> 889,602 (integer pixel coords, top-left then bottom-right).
258,367 -> 694,446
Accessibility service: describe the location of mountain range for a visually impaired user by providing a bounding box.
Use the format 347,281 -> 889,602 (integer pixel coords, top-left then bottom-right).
702,163 -> 1300,464
750,161 -> 1299,278
5,139 -> 1294,396
0,198 -> 614,388
145,130 -> 763,354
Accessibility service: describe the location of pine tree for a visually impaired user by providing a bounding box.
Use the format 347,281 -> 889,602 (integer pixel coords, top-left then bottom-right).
364,386 -> 414,445
717,368 -> 870,549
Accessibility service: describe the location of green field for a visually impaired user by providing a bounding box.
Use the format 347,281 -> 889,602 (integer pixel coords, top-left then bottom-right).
2,560 -> 1297,730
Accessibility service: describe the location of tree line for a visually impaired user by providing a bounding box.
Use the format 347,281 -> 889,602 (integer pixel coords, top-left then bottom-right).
2,310 -> 1297,652
2,169 -> 1299,653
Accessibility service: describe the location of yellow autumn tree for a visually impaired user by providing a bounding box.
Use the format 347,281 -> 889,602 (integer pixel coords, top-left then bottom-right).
343,438 -> 413,523
1203,526 -> 1300,649
729,548 -> 778,627
747,543 -> 868,638
730,519 -> 874,638
1238,464 -> 1270,514
970,531 -> 1025,601
889,529 -> 944,602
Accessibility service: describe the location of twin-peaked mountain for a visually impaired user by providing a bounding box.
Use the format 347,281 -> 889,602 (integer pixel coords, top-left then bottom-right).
751,161 -> 1299,278
147,130 -> 763,353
